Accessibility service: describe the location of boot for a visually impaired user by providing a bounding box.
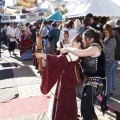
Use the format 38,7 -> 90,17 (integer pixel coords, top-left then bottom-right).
92,114 -> 98,120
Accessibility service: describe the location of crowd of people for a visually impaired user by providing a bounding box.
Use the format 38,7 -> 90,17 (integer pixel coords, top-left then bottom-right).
1,13 -> 120,120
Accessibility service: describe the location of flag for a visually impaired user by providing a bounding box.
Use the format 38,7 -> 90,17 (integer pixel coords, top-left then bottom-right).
0,0 -> 5,6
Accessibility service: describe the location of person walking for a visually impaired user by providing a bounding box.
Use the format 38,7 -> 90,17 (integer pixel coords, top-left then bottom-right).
6,22 -> 17,56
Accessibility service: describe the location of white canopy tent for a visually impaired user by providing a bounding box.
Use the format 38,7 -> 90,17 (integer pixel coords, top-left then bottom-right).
64,0 -> 120,18
111,0 -> 120,7
66,0 -> 81,11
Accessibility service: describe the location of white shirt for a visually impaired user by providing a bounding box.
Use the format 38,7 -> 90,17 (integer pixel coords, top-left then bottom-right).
68,28 -> 77,41
59,27 -> 68,41
57,41 -> 70,48
15,27 -> 20,40
7,26 -> 16,42
66,52 -> 79,62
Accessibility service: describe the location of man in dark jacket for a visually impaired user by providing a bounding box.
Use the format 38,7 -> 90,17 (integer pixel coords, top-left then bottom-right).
86,13 -> 97,30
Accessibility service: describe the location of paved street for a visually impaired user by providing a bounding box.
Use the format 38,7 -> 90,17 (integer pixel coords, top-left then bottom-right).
0,44 -> 119,120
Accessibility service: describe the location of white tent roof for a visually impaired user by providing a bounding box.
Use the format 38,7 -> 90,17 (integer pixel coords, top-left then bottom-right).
111,0 -> 120,7
64,0 -> 120,18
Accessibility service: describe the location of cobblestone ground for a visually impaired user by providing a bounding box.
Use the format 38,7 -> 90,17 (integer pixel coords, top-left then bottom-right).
0,44 -> 119,120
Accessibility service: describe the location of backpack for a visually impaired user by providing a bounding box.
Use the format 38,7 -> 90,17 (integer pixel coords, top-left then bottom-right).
43,26 -> 51,39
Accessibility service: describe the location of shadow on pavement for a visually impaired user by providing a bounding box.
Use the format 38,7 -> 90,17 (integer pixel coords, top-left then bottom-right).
0,69 -> 14,80
13,66 -> 36,78
14,56 -> 33,66
1,63 -> 11,67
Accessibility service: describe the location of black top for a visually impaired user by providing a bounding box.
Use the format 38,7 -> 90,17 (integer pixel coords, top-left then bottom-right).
81,50 -> 105,78
91,22 -> 97,30
116,27 -> 120,35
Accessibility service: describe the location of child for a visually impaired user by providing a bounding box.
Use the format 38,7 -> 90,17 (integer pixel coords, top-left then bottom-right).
20,29 -> 32,60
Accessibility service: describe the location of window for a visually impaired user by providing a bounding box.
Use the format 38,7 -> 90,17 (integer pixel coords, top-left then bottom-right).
20,15 -> 26,19
2,16 -> 9,20
10,16 -> 16,19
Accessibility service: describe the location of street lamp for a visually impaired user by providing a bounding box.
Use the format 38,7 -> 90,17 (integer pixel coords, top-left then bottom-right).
0,15 -> 2,60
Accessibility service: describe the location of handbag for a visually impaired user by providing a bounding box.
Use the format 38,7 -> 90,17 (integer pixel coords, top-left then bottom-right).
20,50 -> 33,60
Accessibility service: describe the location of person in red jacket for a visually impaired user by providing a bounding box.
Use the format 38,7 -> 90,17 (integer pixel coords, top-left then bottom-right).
20,30 -> 33,60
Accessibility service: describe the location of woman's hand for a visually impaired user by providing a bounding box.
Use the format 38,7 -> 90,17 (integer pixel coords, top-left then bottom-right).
60,47 -> 69,54
35,53 -> 46,59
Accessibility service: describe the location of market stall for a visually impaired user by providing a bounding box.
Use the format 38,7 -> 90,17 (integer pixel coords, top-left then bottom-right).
64,0 -> 120,18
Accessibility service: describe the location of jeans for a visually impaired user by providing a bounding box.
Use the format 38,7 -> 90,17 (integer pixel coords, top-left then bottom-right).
105,60 -> 116,98
112,60 -> 118,89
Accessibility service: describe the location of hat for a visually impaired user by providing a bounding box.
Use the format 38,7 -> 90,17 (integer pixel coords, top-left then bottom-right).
106,20 -> 115,28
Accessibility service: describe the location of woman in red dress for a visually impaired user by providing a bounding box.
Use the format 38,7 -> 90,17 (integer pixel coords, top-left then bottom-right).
35,35 -> 82,120
20,30 -> 33,60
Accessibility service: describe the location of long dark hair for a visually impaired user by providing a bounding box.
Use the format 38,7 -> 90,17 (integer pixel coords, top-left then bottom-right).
83,29 -> 103,48
68,20 -> 74,29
